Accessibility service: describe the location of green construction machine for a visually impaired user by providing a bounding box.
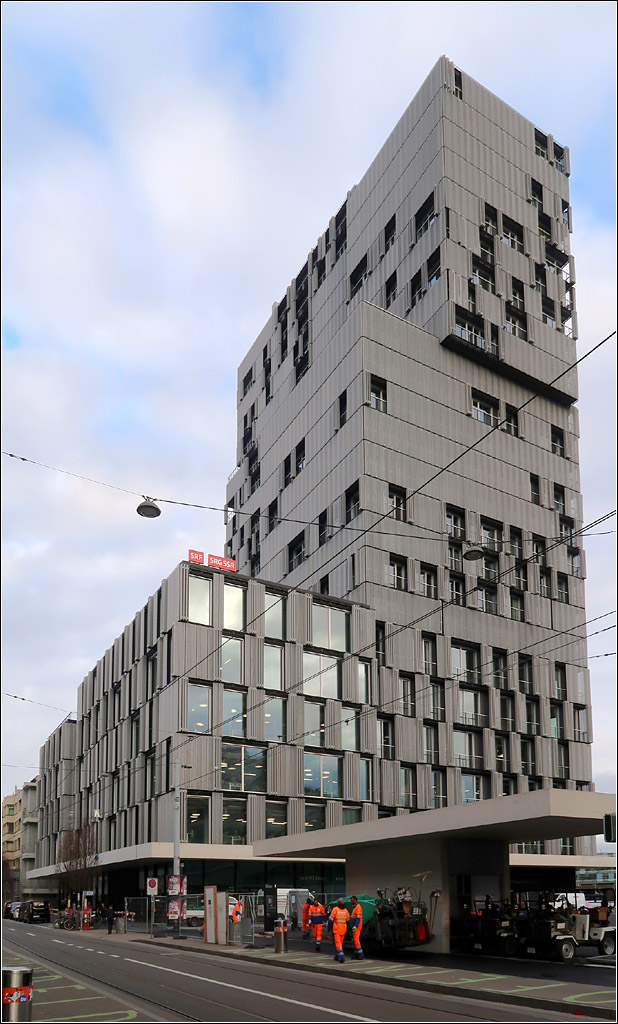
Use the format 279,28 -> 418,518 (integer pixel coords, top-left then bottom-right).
327,880 -> 440,953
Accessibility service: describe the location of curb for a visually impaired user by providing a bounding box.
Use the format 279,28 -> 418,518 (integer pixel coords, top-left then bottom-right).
133,939 -> 615,1020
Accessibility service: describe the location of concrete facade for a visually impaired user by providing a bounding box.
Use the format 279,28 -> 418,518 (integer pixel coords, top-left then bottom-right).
2,780 -> 53,902
224,57 -> 594,862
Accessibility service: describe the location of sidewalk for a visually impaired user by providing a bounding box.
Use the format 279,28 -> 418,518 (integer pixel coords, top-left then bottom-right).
128,931 -> 616,1020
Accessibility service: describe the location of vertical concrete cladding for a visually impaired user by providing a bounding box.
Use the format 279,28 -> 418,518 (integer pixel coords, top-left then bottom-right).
224,54 -> 594,858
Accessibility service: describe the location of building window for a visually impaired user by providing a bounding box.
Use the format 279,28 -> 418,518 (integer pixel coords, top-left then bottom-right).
410,270 -> 423,309
385,270 -> 397,308
401,673 -> 415,716
420,564 -> 438,598
268,499 -> 278,533
573,706 -> 589,742
533,535 -> 546,565
514,564 -> 527,591
318,509 -> 328,547
521,739 -> 536,776
370,375 -> 387,412
384,214 -> 396,253
303,651 -> 341,699
423,635 -> 437,676
187,683 -> 211,734
221,744 -> 266,793
224,583 -> 246,631
530,474 -> 541,505
288,532 -> 305,572
427,248 -> 440,287
305,701 -> 325,747
377,718 -> 395,760
551,427 -> 565,457
305,803 -> 326,832
188,575 -> 211,626
557,574 -> 569,603
359,759 -> 373,802
542,298 -> 556,328
557,743 -> 569,779
483,555 -> 499,581
540,569 -> 552,599
502,215 -> 524,253
242,369 -> 253,397
455,731 -> 483,770
266,801 -> 288,840
454,68 -> 463,99
295,439 -> 306,476
389,554 -> 408,590
312,604 -> 349,651
343,806 -> 362,825
550,703 -> 565,740
510,590 -> 525,621
388,485 -> 407,521
459,688 -> 487,727
477,584 -> 498,615
519,655 -> 533,695
499,693 -> 514,732
342,710 -> 360,751
431,770 -> 447,808
304,753 -> 340,798
560,517 -> 575,544
495,735 -> 511,773
221,637 -> 243,684
222,797 -> 247,845
472,257 -> 495,293
429,681 -> 445,722
400,767 -> 416,808
461,774 -> 484,803
376,622 -> 386,666
449,543 -> 463,572
451,643 -> 480,684
472,391 -> 499,426
424,724 -> 438,764
264,697 -> 287,742
339,390 -> 347,428
222,689 -> 246,737
504,406 -> 519,436
568,550 -> 582,578
319,575 -> 329,595
446,577 -> 466,606
264,591 -> 285,639
492,649 -> 507,688
350,254 -> 368,299
415,194 -> 436,240
446,506 -> 465,539
358,662 -> 371,704
263,643 -> 283,690
525,698 -> 540,735
345,481 -> 360,523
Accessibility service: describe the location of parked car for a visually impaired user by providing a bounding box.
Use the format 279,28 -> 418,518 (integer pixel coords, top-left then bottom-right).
3,901 -> 15,919
18,900 -> 51,924
11,903 -> 22,920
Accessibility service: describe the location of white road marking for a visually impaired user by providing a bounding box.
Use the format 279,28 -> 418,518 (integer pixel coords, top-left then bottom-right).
97,951 -> 106,955
52,939 -> 64,944
27,932 -> 36,936
86,948 -> 95,951
124,959 -> 380,1022
110,954 -> 120,958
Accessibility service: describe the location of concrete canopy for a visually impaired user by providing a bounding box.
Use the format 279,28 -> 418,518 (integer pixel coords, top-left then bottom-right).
253,790 -> 616,860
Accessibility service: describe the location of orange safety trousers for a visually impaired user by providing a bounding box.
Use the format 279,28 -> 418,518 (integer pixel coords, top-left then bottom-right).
312,923 -> 323,942
329,906 -> 350,951
351,906 -> 362,948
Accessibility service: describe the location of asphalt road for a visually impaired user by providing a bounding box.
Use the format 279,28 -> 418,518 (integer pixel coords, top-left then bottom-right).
2,921 -> 604,1023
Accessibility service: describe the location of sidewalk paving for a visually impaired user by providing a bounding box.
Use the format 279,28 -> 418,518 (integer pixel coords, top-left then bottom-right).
129,931 -> 616,1020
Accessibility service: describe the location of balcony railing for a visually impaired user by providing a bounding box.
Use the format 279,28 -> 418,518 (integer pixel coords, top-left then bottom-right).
455,754 -> 484,769
459,712 -> 487,728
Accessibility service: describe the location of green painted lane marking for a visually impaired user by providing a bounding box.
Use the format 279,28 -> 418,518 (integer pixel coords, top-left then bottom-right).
483,982 -> 565,994
37,1012 -> 141,1021
436,973 -> 504,987
35,996 -> 102,1006
564,991 -> 616,1006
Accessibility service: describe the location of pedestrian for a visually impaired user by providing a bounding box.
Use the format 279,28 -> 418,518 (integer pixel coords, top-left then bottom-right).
106,905 -> 115,934
308,897 -> 326,951
301,894 -> 313,939
329,898 -> 350,963
232,898 -> 243,924
349,896 -> 365,960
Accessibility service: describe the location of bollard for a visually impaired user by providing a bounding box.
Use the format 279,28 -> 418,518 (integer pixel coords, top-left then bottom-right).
274,917 -> 288,953
2,967 -> 33,1022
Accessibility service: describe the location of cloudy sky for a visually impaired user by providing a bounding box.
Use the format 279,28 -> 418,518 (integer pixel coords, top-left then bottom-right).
2,3 -> 616,833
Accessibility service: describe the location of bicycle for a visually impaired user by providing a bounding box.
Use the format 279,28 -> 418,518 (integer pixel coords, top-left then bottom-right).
63,914 -> 76,930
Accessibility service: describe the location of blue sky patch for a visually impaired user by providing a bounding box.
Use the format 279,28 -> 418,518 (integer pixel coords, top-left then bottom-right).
2,322 -> 21,351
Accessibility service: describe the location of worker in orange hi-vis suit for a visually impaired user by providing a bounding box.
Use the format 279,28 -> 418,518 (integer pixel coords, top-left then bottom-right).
301,895 -> 313,938
307,897 -> 325,951
232,899 -> 242,924
349,896 -> 365,960
329,898 -> 350,963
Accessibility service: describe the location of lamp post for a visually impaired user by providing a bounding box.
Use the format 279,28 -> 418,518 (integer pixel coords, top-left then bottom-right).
172,761 -> 191,941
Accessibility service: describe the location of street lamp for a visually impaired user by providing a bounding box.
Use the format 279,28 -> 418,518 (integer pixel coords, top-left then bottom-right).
462,544 -> 484,561
136,497 -> 161,518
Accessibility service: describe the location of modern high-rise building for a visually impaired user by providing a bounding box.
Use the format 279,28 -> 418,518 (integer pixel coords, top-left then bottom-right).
225,56 -> 595,860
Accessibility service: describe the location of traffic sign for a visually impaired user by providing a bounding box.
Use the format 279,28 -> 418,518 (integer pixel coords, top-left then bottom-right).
147,877 -> 158,895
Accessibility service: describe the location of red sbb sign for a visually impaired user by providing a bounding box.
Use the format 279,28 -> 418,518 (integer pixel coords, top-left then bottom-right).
188,550 -> 204,564
208,554 -> 236,572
